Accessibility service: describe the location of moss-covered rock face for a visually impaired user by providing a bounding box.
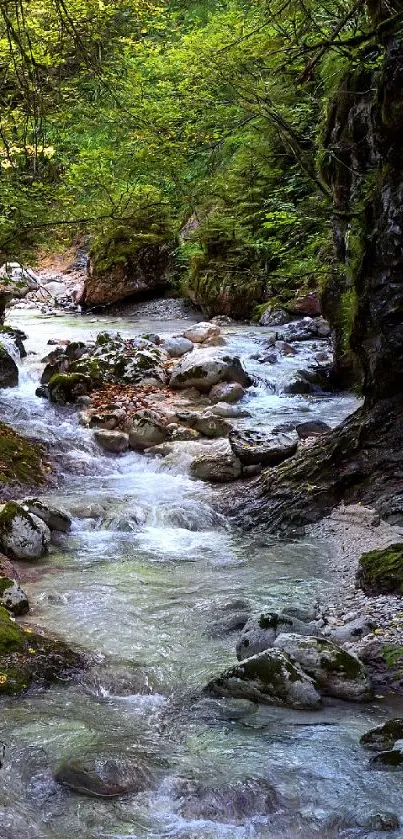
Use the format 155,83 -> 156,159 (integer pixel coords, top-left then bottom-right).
274,634 -> 373,701
80,188 -> 174,308
0,422 -> 45,487
357,544 -> 403,595
204,648 -> 322,709
0,501 -> 51,560
361,719 -> 403,751
0,606 -> 85,696
48,372 -> 92,405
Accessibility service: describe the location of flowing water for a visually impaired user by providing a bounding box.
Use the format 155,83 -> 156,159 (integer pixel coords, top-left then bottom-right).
0,307 -> 401,839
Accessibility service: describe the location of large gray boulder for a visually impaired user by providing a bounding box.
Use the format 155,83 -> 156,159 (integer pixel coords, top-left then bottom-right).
190,453 -> 242,483
0,502 -> 50,560
183,322 -> 220,343
229,429 -> 298,467
162,336 -> 193,357
55,755 -> 154,798
94,430 -> 129,453
236,611 -> 321,661
209,382 -> 245,403
204,648 -> 322,709
273,634 -> 373,701
169,349 -> 251,392
129,414 -> 169,450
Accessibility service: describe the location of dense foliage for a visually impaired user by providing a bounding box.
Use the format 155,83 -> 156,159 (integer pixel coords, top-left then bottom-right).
0,0 -> 382,316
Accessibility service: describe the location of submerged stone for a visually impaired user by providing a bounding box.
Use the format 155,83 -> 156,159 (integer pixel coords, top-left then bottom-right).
55,755 -> 154,798
173,777 -> 278,823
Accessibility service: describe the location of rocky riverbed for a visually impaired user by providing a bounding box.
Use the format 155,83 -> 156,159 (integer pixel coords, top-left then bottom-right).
0,288 -> 401,838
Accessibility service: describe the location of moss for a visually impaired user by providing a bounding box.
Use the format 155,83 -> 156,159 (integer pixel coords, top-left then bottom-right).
357,544 -> 403,594
361,719 -> 403,750
0,577 -> 13,596
317,642 -> 362,679
0,605 -> 26,655
0,423 -> 44,488
48,372 -> 92,404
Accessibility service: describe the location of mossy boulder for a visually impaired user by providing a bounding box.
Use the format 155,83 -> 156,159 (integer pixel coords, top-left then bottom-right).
204,648 -> 322,709
0,501 -> 50,560
274,633 -> 373,701
48,373 -> 92,405
236,611 -> 320,661
357,544 -> 403,594
369,750 -> 403,770
360,719 -> 403,751
0,606 -> 85,695
0,576 -> 29,615
0,422 -> 45,487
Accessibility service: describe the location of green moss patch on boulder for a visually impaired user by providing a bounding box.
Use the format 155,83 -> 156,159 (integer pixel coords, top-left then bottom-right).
0,422 -> 45,488
204,648 -> 322,709
361,719 -> 403,751
48,372 -> 92,405
357,544 -> 403,594
0,606 -> 85,696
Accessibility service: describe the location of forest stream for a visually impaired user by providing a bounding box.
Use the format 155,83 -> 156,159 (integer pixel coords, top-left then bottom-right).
0,304 -> 400,839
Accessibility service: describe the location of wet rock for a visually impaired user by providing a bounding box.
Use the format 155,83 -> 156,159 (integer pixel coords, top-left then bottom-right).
35,385 -> 48,399
242,464 -> 262,477
259,306 -> 290,326
360,719 -> 403,751
273,634 -> 373,701
0,502 -> 50,560
173,777 -> 278,823
81,238 -> 171,307
357,544 -> 403,595
94,429 -> 130,453
170,349 -> 251,392
21,498 -> 72,533
362,812 -> 400,831
211,402 -> 249,419
129,415 -> 168,450
166,424 -> 200,442
55,755 -> 153,798
209,381 -> 245,403
236,612 -> 321,661
276,340 -> 298,356
177,410 -> 231,439
205,648 -> 322,709
162,336 -> 194,357
190,453 -> 242,483
296,420 -> 331,439
183,322 -> 220,343
283,375 -> 316,395
278,316 -> 331,342
229,429 -> 298,467
369,749 -> 403,770
0,577 -> 29,615
0,343 -> 18,388
0,605 -> 85,695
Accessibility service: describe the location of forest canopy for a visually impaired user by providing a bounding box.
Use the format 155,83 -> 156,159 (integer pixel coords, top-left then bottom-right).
0,0 -> 388,315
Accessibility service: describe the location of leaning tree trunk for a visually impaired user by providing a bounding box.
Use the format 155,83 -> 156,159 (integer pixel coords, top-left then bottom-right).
239,1 -> 403,533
